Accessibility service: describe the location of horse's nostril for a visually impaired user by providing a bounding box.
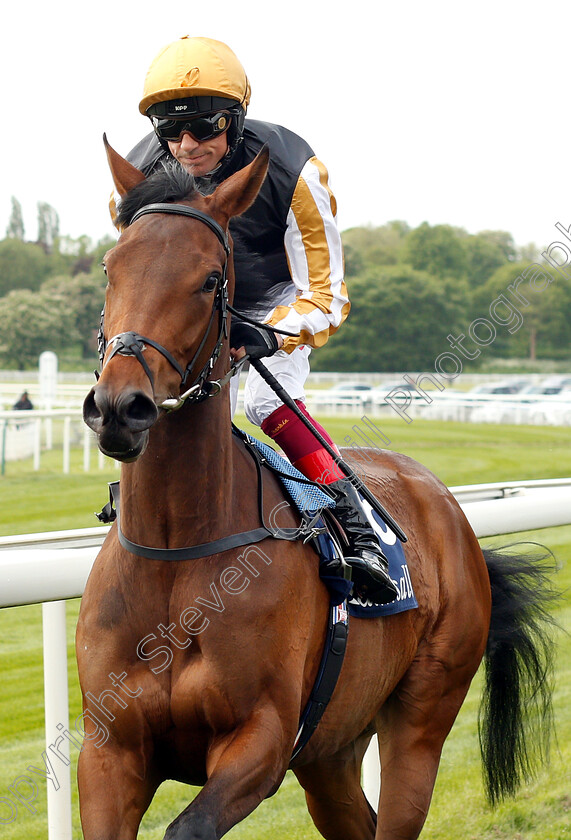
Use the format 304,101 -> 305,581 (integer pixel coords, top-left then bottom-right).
83,387 -> 157,435
83,389 -> 103,431
124,393 -> 159,430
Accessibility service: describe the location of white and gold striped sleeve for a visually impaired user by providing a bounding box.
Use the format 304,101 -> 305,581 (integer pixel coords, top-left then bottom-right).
265,156 -> 350,353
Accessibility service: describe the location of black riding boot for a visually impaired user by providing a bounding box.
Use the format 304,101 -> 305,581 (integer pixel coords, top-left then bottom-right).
328,478 -> 398,605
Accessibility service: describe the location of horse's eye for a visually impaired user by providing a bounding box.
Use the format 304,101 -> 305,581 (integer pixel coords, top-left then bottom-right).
202,273 -> 220,293
101,262 -> 108,276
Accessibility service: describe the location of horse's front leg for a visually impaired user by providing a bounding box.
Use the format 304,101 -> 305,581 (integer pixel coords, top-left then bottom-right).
78,740 -> 159,840
163,704 -> 291,840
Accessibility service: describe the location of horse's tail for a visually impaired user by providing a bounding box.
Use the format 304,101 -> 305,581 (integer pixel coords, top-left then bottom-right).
478,545 -> 559,806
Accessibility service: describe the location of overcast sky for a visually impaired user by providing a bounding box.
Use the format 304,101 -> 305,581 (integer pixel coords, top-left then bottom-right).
1,0 -> 569,250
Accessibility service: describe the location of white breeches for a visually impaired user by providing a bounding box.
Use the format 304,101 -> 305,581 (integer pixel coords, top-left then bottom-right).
230,345 -> 311,426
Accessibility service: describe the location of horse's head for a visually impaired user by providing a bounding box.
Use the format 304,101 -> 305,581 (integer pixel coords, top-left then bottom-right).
83,136 -> 269,461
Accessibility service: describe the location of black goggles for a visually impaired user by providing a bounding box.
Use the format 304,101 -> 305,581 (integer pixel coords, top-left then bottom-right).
151,112 -> 232,143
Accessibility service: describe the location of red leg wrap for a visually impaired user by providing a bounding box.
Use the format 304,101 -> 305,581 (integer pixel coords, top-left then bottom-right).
260,401 -> 343,485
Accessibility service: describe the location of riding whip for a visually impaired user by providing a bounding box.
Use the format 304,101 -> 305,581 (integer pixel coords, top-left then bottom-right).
249,357 -> 407,543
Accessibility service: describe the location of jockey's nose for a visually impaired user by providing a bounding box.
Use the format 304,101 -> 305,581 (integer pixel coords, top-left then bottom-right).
179,132 -> 200,150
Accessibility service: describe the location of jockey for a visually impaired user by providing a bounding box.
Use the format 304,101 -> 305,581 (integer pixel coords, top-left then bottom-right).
119,36 -> 397,605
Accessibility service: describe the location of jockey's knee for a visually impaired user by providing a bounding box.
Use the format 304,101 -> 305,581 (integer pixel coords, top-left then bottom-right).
244,395 -> 281,427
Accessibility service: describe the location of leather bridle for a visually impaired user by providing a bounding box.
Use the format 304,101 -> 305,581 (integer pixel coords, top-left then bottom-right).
99,202 -> 233,411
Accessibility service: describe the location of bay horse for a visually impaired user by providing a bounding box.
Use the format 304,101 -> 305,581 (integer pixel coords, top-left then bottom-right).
77,138 -> 556,840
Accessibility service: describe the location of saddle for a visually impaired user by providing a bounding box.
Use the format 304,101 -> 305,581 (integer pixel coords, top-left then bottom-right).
235,427 -> 417,618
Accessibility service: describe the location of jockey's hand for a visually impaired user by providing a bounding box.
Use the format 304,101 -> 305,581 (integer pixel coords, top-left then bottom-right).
230,322 -> 283,361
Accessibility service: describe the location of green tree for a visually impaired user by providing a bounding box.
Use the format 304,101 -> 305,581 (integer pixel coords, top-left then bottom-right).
42,271 -> 106,358
0,238 -> 51,296
313,265 -> 468,372
0,288 -> 75,369
479,229 -> 517,262
90,235 -> 116,265
57,234 -> 116,277
342,221 -> 410,276
37,201 -> 60,254
399,222 -> 467,279
472,261 -> 571,360
463,231 -> 515,287
6,196 -> 25,240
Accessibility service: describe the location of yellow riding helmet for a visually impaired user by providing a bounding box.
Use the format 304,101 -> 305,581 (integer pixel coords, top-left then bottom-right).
139,36 -> 251,116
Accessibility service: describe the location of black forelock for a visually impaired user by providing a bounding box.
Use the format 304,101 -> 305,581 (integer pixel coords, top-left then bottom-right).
116,161 -> 200,228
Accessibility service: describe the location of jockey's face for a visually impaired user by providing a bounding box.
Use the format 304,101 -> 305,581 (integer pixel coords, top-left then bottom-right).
167,131 -> 229,177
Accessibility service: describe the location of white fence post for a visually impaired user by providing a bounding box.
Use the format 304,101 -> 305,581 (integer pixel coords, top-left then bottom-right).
362,736 -> 380,808
0,409 -> 94,475
42,601 -> 73,840
33,419 -> 41,471
45,417 -> 53,451
83,426 -> 91,472
63,417 -> 71,475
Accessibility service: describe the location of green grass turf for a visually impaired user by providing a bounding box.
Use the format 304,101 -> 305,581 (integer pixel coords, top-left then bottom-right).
0,416 -> 570,838
1,415 -> 570,539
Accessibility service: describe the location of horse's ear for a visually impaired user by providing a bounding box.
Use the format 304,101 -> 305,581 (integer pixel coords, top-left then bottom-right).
207,145 -> 270,222
104,134 -> 146,197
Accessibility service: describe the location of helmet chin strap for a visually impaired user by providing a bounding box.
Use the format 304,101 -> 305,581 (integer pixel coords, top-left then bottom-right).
205,143 -> 235,176
203,132 -> 244,183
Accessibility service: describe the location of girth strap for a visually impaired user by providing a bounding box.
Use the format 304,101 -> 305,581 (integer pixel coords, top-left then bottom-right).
290,601 -> 349,763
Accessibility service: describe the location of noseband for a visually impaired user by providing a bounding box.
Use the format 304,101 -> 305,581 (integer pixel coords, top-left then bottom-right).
99,203 -> 233,410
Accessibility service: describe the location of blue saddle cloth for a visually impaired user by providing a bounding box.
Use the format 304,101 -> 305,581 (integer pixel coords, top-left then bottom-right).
247,435 -> 418,619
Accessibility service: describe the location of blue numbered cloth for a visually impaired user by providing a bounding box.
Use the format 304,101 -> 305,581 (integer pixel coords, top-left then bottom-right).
248,436 -> 418,619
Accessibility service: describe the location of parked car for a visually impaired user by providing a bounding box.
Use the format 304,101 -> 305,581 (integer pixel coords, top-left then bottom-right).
468,379 -> 532,396
369,380 -> 438,406
315,383 -> 373,407
518,375 -> 571,398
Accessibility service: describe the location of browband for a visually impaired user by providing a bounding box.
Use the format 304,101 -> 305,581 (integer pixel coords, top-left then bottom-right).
130,203 -> 230,255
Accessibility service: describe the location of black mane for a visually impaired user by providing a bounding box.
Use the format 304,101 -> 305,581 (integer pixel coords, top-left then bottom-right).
115,160 -> 283,316
116,162 -> 199,228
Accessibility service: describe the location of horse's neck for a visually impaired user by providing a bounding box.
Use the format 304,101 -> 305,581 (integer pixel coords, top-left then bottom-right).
119,397 -> 235,548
